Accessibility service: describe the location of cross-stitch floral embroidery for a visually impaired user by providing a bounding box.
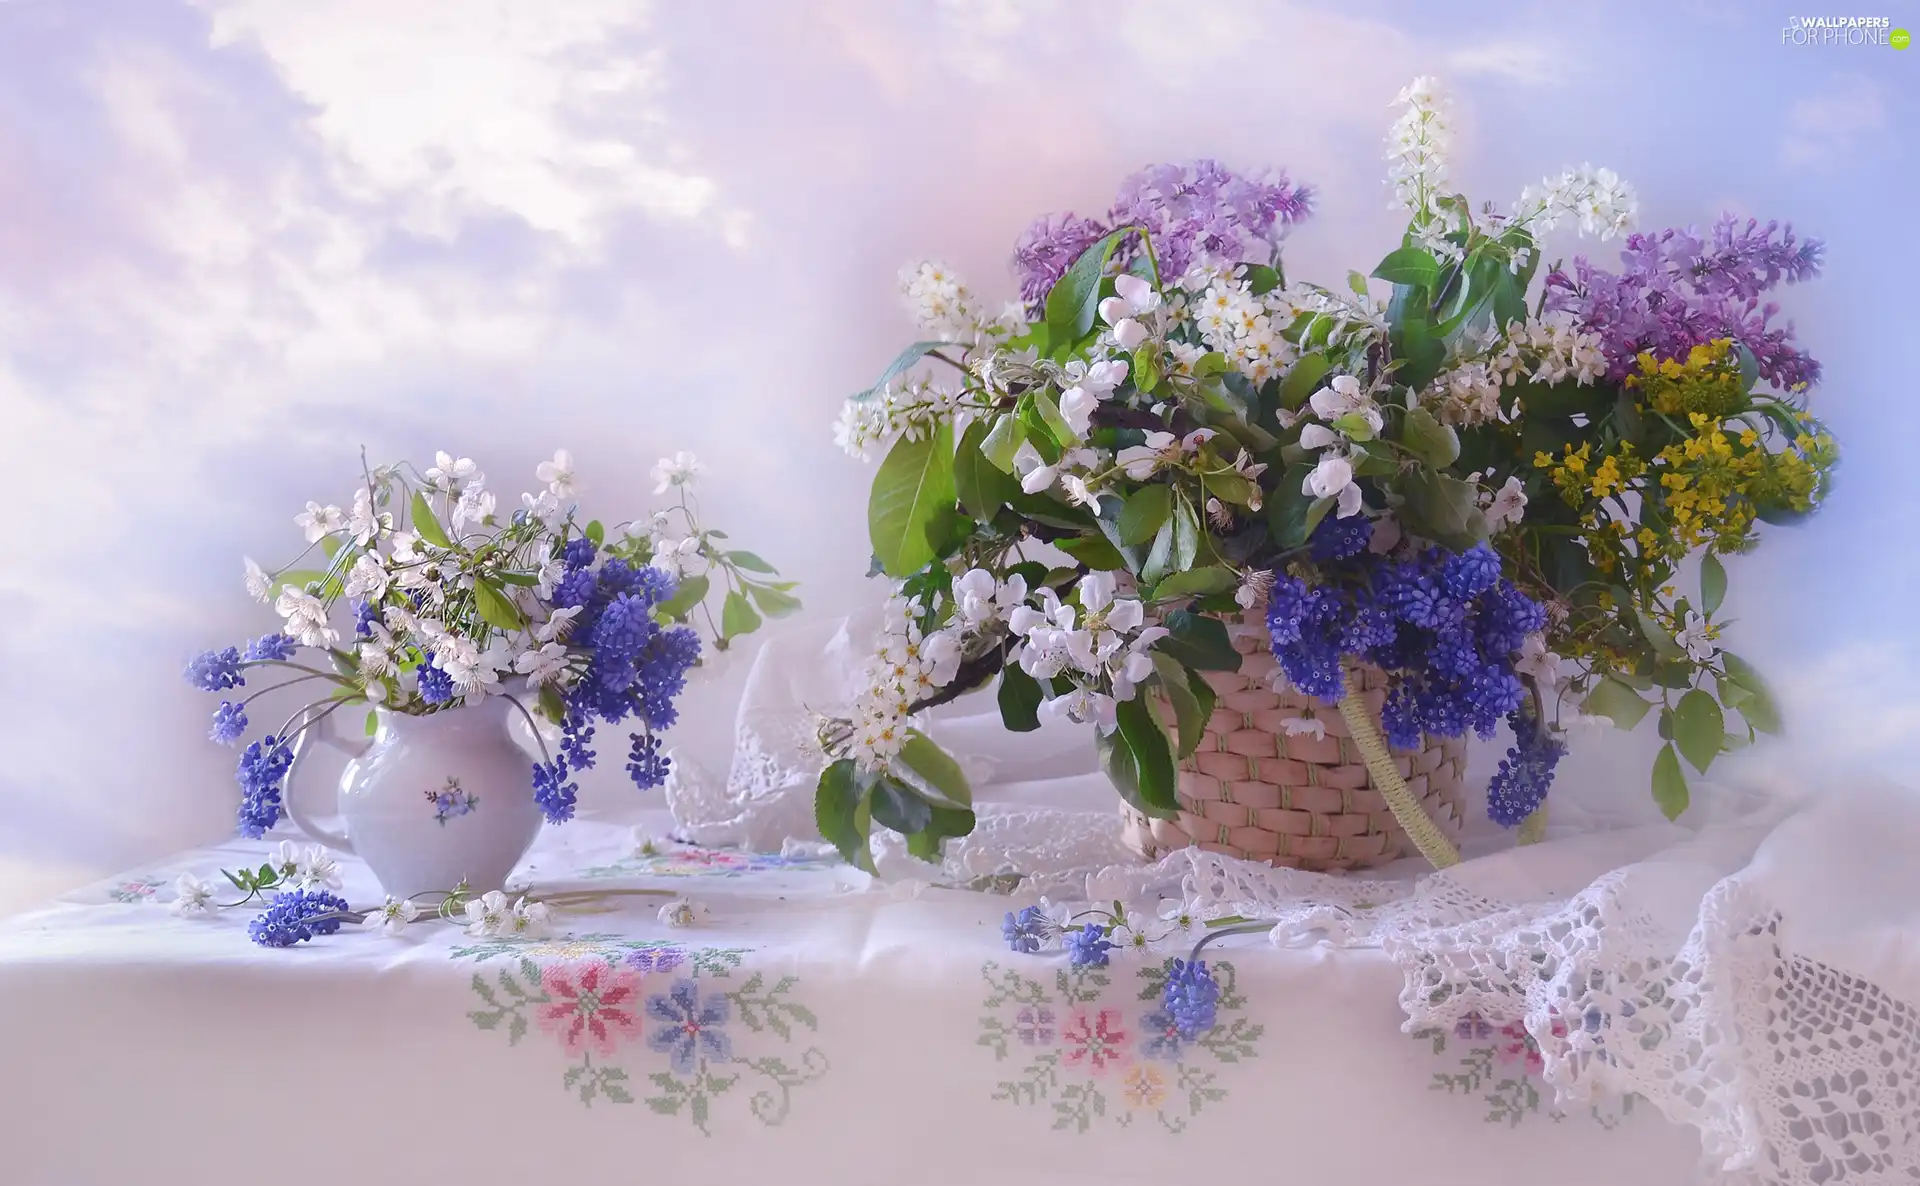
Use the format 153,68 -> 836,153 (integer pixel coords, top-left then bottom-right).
977,957 -> 1262,1133
1412,1011 -> 1637,1128
460,940 -> 827,1134
538,963 -> 643,1057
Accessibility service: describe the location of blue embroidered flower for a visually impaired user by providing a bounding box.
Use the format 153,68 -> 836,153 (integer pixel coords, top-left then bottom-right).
1013,1005 -> 1057,1046
645,979 -> 732,1073
1140,1009 -> 1188,1060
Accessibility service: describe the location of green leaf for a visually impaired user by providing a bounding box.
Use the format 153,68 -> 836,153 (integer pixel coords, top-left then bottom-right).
473,580 -> 526,632
997,664 -> 1044,733
1673,689 -> 1725,773
953,419 -> 1020,521
1152,566 -> 1238,601
1583,677 -> 1651,730
365,708 -> 379,738
1346,270 -> 1370,298
654,572 -> 710,620
869,775 -> 934,836
1114,695 -> 1178,812
868,421 -> 957,578
858,340 -> 949,399
1332,411 -> 1378,442
1371,246 -> 1439,290
1401,406 -> 1460,468
1265,461 -> 1318,549
1302,495 -> 1335,543
1171,497 -> 1200,572
1141,518 -> 1174,585
745,583 -> 802,619
584,520 -> 605,547
1118,485 -> 1173,546
1032,388 -> 1080,446
1242,264 -> 1281,296
815,760 -> 870,868
1044,227 -> 1133,341
979,414 -> 1026,474
1635,608 -> 1686,662
1512,380 -> 1608,420
1056,533 -> 1128,571
1200,470 -> 1258,507
898,729 -> 972,808
1156,610 -> 1242,671
1700,553 -> 1727,617
720,590 -> 762,638
1400,467 -> 1481,549
1652,743 -> 1690,821
1151,653 -> 1207,758
272,568 -> 330,595
726,550 -> 777,574
1387,284 -> 1446,391
410,491 -> 451,548
1720,653 -> 1782,735
1277,353 -> 1330,412
1132,344 -> 1163,394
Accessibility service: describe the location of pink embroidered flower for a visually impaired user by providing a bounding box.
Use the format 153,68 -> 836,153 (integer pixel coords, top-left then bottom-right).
1061,1009 -> 1129,1075
1495,1017 -> 1569,1076
537,962 -> 643,1056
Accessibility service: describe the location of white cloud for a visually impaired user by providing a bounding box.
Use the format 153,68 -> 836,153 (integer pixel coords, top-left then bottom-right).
196,0 -> 738,250
1779,75 -> 1888,169
1445,38 -> 1564,85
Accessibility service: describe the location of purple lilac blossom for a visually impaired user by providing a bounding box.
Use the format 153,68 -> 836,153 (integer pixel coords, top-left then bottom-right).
1543,214 -> 1824,389
1011,211 -> 1108,310
1108,159 -> 1313,281
1009,160 -> 1313,309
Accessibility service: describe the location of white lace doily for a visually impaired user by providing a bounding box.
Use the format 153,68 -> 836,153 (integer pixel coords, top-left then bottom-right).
672,616 -> 1920,1185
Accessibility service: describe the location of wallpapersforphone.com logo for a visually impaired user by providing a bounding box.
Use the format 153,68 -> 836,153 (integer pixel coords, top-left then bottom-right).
1782,15 -> 1909,47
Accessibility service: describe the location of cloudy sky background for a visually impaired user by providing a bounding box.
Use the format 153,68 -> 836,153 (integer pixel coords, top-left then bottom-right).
0,0 -> 1912,908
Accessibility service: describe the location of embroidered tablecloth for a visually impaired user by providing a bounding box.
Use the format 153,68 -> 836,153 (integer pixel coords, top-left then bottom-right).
0,813 -> 1702,1186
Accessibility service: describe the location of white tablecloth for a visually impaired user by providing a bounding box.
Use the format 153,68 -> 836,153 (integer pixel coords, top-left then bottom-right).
0,812 -> 1703,1186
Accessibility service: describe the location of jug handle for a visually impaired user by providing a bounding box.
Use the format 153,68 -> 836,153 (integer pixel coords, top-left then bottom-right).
284,703 -> 373,855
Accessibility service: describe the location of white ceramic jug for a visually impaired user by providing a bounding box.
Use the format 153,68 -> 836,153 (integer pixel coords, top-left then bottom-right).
285,692 -> 544,898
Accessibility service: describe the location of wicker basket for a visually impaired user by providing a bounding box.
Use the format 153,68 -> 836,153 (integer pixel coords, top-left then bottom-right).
1120,609 -> 1467,872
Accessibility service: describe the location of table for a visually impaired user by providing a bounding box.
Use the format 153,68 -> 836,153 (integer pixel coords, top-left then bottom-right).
0,812 -> 1706,1186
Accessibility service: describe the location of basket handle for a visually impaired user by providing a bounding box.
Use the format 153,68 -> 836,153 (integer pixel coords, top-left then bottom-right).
1334,665 -> 1462,869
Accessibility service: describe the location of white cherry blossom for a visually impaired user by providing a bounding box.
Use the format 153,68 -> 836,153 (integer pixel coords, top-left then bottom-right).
535,449 -> 576,499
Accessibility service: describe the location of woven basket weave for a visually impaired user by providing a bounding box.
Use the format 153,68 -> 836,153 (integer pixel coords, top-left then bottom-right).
1120,609 -> 1467,872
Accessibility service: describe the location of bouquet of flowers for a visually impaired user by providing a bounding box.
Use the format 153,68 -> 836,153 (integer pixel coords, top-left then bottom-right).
815,76 -> 1836,868
186,448 -> 798,836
